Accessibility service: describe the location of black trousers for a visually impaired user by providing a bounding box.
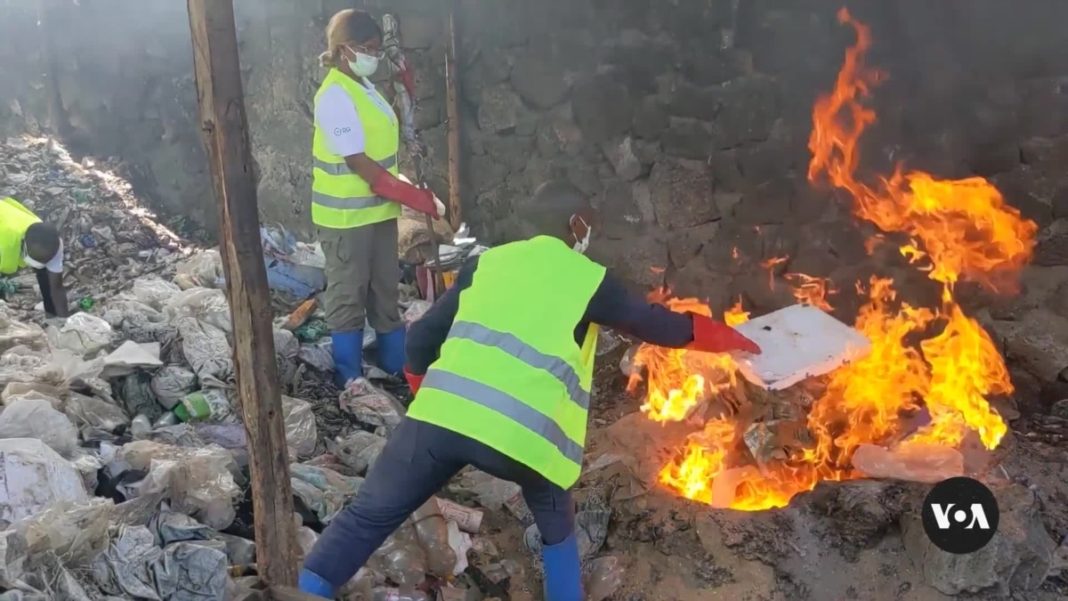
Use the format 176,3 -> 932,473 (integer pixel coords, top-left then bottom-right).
304,416 -> 576,587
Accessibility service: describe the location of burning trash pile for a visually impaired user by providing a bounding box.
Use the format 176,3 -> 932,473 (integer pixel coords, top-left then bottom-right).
628,9 -> 1039,512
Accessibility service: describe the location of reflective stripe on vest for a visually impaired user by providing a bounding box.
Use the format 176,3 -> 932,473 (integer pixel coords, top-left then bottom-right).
422,369 -> 585,464
313,154 -> 397,176
0,197 -> 41,275
406,236 -> 606,489
447,321 -> 590,410
311,69 -> 400,229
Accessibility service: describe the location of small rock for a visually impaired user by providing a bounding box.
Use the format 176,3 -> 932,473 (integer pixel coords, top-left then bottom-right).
989,310 -> 1068,383
602,137 -> 642,181
1035,219 -> 1068,267
661,117 -> 713,160
649,158 -> 719,229
1051,399 -> 1068,419
666,81 -> 721,121
631,98 -> 669,140
478,85 -> 527,133
511,53 -> 570,109
572,73 -> 634,143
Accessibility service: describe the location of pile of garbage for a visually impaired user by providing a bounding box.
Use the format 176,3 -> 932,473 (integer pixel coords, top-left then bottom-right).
0,136 -> 189,315
0,255 -> 624,599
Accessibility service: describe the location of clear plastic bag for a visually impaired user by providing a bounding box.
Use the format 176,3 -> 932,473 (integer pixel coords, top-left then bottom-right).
282,396 -> 318,460
0,438 -> 88,523
150,366 -> 198,410
289,463 -> 363,524
174,250 -> 225,290
175,318 -> 232,383
166,288 -> 232,334
0,305 -> 46,353
0,398 -> 80,457
131,277 -> 183,311
331,430 -> 387,475
64,392 -> 130,442
411,498 -> 457,578
338,378 -> 403,430
45,313 -> 113,357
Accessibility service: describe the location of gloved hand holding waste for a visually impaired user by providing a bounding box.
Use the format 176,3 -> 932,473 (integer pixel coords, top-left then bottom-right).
686,313 -> 762,355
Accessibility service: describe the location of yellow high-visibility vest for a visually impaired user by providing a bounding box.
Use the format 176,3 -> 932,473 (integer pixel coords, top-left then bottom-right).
311,69 -> 400,229
0,197 -> 42,275
407,236 -> 607,489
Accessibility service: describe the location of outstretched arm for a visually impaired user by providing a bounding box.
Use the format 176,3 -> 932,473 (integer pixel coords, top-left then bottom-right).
585,273 -> 759,354
405,256 -> 480,377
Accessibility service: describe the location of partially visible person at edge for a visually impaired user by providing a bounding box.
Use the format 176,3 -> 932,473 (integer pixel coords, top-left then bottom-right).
297,181 -> 762,600
0,196 -> 69,317
313,9 -> 445,386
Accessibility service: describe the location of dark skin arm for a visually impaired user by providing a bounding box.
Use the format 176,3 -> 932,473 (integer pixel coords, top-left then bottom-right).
344,153 -> 387,184
35,269 -> 69,318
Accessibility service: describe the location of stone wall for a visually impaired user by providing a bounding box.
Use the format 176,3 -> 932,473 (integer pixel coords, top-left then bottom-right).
1,0 -> 1067,298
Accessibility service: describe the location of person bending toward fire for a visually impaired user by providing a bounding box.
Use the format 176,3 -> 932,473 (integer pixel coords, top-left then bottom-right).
0,196 -> 69,317
297,181 -> 760,600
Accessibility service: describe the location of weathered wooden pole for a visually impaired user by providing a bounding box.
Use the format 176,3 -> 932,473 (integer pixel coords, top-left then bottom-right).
185,0 -> 298,587
444,3 -> 463,230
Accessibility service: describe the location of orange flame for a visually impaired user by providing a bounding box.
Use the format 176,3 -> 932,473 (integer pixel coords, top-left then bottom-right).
644,8 -> 1036,511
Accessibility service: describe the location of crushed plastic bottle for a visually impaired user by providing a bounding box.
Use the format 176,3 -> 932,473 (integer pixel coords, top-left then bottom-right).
130,414 -> 152,439
174,389 -> 233,422
411,498 -> 457,577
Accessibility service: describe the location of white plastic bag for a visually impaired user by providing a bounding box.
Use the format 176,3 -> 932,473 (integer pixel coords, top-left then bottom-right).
65,392 -> 130,442
0,398 -> 79,457
0,303 -> 46,353
282,396 -> 318,460
174,249 -> 225,290
0,438 -> 88,523
100,341 -> 162,378
176,317 -> 232,382
46,313 -> 113,357
165,288 -> 232,334
119,441 -> 241,530
131,277 -> 183,311
150,366 -> 198,410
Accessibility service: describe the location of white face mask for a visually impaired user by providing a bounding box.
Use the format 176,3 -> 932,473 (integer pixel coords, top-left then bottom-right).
348,52 -> 379,77
571,217 -> 592,255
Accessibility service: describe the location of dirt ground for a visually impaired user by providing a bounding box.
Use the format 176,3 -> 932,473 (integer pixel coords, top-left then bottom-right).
452,346 -> 1068,601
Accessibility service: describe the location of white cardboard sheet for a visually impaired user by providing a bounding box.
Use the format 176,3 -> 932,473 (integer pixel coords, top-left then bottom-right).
732,304 -> 871,390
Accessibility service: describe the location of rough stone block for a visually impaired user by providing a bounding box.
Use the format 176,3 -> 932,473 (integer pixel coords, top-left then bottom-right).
666,81 -> 721,121
571,73 -> 634,144
1034,218 -> 1068,267
667,222 -> 721,269
601,137 -> 642,182
631,97 -> 668,140
901,483 -> 1057,596
510,52 -> 571,110
461,51 -> 512,106
714,77 -> 780,149
990,309 -> 1068,383
588,227 -> 668,289
649,159 -> 719,230
667,262 -> 735,313
732,182 -> 790,226
603,34 -> 675,95
478,85 -> 529,133
661,117 -> 713,160
467,154 -> 509,195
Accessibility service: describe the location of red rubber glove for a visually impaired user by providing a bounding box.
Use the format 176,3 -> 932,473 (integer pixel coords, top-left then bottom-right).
688,314 -> 762,355
371,170 -> 439,218
404,367 -> 425,394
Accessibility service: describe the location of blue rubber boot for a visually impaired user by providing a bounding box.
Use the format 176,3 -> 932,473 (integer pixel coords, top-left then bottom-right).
375,326 -> 406,377
297,568 -> 335,598
331,330 -> 364,387
541,532 -> 583,601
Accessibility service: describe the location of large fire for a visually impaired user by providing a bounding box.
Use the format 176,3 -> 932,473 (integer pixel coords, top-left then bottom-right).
631,8 -> 1038,511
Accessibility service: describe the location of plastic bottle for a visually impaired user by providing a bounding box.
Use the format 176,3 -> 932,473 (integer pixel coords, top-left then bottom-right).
130,414 -> 152,439
411,498 -> 457,577
174,389 -> 232,422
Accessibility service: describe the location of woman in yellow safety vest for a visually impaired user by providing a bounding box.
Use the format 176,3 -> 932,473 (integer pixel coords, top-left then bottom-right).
312,9 -> 444,386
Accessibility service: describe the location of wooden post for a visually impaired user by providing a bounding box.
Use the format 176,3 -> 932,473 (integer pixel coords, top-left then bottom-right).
444,3 -> 463,230
186,0 -> 299,587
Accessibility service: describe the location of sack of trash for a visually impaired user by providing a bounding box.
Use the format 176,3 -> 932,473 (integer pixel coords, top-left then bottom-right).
64,392 -> 130,442
0,398 -> 80,457
290,463 -> 363,524
165,288 -> 232,334
0,302 -> 46,353
116,441 -> 242,530
330,430 -> 387,475
283,396 -> 318,460
151,366 -> 199,410
339,378 -> 403,430
175,317 -> 232,383
45,312 -> 113,357
174,249 -> 225,290
0,438 -> 88,524
131,276 -> 183,311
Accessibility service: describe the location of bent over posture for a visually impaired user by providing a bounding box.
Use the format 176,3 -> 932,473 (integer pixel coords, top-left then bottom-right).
299,182 -> 760,600
0,196 -> 68,317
